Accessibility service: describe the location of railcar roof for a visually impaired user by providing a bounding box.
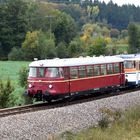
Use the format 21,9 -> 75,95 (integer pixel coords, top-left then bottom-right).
29,56 -> 124,67
118,54 -> 140,61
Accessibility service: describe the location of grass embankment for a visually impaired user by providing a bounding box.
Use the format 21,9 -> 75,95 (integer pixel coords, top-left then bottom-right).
0,61 -> 31,107
57,106 -> 140,140
0,61 -> 30,83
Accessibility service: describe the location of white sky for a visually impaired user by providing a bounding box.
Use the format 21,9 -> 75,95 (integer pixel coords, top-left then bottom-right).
99,0 -> 140,6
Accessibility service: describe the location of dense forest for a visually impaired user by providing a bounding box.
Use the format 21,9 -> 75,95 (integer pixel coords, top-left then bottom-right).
46,0 -> 140,29
0,0 -> 140,60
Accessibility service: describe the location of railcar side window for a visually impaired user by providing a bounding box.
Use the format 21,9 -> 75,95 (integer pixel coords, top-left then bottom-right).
94,65 -> 100,76
70,67 -> 78,79
79,66 -> 86,78
101,64 -> 107,75
139,62 -> 140,70
86,66 -> 93,77
124,61 -> 134,69
107,64 -> 113,74
114,63 -> 120,73
29,67 -> 37,77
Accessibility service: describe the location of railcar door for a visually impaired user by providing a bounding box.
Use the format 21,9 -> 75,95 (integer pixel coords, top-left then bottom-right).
120,62 -> 125,85
135,60 -> 140,85
69,66 -> 78,93
63,67 -> 70,94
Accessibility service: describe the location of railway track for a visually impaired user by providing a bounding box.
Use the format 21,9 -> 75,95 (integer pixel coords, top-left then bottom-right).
0,103 -> 47,118
0,86 -> 139,118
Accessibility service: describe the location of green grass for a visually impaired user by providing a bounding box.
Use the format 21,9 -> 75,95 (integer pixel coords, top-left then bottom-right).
56,106 -> 140,140
0,61 -> 30,83
106,44 -> 129,54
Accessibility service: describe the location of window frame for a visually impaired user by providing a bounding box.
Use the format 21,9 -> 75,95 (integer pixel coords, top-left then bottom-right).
78,65 -> 86,78
86,65 -> 94,77
107,63 -> 114,74
100,64 -> 107,75
114,63 -> 120,73
29,67 -> 37,78
70,66 -> 78,79
93,65 -> 101,76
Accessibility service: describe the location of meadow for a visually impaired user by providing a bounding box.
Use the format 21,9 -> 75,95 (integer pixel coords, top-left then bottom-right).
57,106 -> 140,140
0,61 -> 30,82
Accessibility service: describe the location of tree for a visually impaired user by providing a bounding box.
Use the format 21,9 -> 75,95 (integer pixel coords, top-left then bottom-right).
0,79 -> 14,108
22,31 -> 40,60
40,38 -> 56,59
87,5 -> 99,22
8,47 -> 23,60
58,4 -> 85,29
110,28 -> 120,38
121,29 -> 128,38
87,37 -> 106,56
128,23 -> 140,53
0,0 -> 37,59
56,42 -> 68,58
53,12 -> 77,45
32,3 -> 77,45
19,67 -> 28,87
22,30 -> 56,60
68,38 -> 84,57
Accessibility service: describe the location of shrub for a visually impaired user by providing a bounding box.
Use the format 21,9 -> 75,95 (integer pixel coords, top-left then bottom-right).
60,131 -> 75,140
0,79 -> 14,108
19,67 -> 28,87
98,107 -> 122,129
0,80 -> 4,108
8,47 -> 23,61
8,87 -> 32,107
98,116 -> 109,129
56,42 -> 68,58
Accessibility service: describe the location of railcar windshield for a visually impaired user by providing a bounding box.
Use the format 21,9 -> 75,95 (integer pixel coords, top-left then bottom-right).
45,67 -> 63,78
29,67 -> 37,77
29,67 -> 64,78
124,61 -> 135,69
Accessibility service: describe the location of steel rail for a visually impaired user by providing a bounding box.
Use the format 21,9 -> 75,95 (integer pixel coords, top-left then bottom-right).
0,86 -> 139,118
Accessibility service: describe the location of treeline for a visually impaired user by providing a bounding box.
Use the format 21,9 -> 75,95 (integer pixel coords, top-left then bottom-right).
128,23 -> 140,53
0,0 -> 77,60
0,0 -> 140,61
46,0 -> 140,29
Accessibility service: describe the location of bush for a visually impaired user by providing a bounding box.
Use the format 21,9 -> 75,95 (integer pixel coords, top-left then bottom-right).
98,116 -> 109,129
60,131 -> 75,140
8,47 -> 23,61
19,67 -> 28,87
56,42 -> 68,58
87,37 -> 106,56
0,79 -> 14,108
98,107 -> 122,129
8,87 -> 33,107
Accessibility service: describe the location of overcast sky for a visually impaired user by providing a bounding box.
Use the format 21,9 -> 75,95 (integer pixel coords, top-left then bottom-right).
99,0 -> 140,6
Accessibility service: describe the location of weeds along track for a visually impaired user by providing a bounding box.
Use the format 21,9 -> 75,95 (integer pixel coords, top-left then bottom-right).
0,86 -> 139,118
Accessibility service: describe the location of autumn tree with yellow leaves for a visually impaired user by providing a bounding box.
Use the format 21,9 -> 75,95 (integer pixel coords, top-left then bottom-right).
22,30 -> 56,60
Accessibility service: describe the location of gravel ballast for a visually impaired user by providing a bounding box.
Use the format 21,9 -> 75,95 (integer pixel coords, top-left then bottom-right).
0,91 -> 140,139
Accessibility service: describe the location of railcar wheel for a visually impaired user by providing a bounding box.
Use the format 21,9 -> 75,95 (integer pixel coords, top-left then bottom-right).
46,99 -> 52,103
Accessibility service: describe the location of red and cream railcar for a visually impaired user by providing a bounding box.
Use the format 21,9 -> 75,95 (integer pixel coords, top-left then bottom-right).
27,56 -> 125,101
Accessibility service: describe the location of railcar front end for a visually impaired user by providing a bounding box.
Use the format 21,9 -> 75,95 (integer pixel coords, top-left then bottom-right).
118,54 -> 140,86
27,67 -> 70,101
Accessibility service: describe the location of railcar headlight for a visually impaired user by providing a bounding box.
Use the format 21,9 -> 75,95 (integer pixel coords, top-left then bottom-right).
28,84 -> 32,88
48,84 -> 53,89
